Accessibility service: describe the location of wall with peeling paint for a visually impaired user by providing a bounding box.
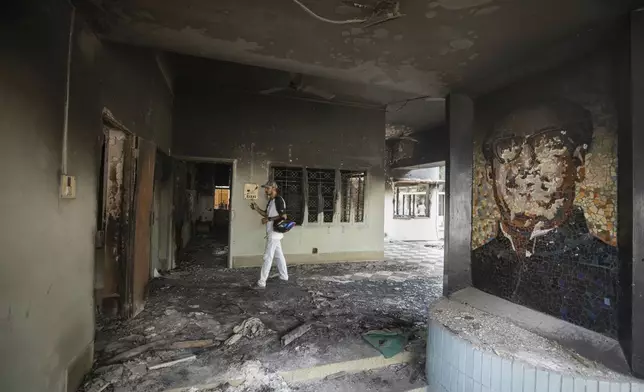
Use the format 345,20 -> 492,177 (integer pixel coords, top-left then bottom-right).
0,2 -> 175,391
173,90 -> 385,265
471,43 -> 622,337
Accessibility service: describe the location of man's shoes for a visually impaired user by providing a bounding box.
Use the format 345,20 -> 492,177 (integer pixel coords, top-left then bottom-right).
279,277 -> 288,282
253,282 -> 266,290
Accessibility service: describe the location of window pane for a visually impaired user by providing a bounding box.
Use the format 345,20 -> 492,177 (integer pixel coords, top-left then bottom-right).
416,194 -> 428,217
214,188 -> 230,210
341,171 -> 366,223
307,169 -> 335,223
272,167 -> 304,225
438,193 -> 445,217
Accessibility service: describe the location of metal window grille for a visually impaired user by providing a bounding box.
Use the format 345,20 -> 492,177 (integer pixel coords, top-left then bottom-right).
272,167 -> 304,225
307,169 -> 336,223
341,171 -> 366,223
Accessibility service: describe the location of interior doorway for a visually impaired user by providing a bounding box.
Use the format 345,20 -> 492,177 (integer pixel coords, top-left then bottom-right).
94,110 -> 159,322
173,159 -> 234,269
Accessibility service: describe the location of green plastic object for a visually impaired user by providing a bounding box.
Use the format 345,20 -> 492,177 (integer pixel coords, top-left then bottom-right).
362,329 -> 408,358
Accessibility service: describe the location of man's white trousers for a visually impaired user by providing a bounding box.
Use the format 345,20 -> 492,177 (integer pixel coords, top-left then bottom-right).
258,236 -> 288,286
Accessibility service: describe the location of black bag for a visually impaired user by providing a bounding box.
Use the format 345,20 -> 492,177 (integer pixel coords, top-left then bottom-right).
273,218 -> 296,233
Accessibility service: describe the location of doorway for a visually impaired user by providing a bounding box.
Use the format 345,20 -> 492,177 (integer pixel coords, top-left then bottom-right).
173,159 -> 234,269
150,150 -> 174,277
94,110 -> 158,321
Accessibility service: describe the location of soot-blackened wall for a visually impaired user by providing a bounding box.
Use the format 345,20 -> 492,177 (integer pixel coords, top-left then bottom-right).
173,89 -> 386,266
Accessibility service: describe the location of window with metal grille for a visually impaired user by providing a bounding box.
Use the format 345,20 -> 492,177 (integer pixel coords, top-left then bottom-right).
307,169 -> 336,223
341,171 -> 366,223
272,167 -> 304,225
394,183 -> 431,219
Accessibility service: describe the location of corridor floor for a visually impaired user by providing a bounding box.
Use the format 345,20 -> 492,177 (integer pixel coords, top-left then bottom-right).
82,236 -> 444,392
384,240 -> 444,275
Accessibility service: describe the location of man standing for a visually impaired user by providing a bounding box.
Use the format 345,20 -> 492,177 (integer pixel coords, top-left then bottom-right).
250,181 -> 289,289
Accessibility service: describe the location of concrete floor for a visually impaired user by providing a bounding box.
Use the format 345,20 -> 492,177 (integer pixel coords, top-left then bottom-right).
82,235 -> 444,392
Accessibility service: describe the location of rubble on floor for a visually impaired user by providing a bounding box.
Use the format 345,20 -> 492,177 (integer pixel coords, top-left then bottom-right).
81,237 -> 442,392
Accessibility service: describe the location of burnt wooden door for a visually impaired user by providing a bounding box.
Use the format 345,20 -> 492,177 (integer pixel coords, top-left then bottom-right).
129,138 -> 157,317
98,127 -> 131,316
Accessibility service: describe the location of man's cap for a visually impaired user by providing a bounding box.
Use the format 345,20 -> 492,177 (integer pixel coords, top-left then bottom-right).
261,181 -> 278,189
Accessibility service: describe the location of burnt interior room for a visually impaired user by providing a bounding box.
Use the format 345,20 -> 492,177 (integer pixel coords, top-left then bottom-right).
6,0 -> 644,391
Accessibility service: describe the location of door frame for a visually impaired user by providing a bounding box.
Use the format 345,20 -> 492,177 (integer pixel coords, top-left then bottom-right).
130,137 -> 157,317
99,109 -> 136,317
174,155 -> 236,269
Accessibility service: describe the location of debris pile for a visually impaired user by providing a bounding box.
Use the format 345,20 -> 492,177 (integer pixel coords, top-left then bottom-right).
225,317 -> 272,346
213,245 -> 229,256
220,360 -> 291,392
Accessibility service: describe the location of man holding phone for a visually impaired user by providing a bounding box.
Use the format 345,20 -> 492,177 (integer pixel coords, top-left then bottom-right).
250,181 -> 288,289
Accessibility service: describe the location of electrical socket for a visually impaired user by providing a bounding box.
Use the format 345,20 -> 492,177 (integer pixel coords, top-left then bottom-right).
60,175 -> 76,199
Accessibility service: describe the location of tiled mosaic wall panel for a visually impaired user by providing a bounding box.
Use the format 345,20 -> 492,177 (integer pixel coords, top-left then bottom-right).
470,51 -> 620,337
426,321 -> 642,392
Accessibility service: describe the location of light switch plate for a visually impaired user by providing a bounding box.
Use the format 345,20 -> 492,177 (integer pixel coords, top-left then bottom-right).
60,175 -> 76,199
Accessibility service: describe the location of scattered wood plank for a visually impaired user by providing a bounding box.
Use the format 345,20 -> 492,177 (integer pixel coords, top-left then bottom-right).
86,381 -> 111,392
106,339 -> 168,364
148,355 -> 196,370
281,323 -> 312,347
168,339 -> 214,350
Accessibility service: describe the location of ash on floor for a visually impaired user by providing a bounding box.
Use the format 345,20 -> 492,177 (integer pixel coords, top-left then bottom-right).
82,236 -> 443,392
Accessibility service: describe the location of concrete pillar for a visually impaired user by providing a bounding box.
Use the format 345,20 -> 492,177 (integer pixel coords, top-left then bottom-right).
444,94 -> 474,295
625,8 -> 644,377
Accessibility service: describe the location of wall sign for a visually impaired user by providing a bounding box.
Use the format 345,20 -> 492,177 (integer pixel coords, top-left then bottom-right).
244,183 -> 259,200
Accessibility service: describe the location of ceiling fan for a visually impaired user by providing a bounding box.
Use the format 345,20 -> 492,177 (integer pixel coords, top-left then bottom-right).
260,73 -> 336,100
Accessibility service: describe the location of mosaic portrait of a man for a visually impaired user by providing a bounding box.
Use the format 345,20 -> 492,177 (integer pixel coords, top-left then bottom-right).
471,99 -> 619,335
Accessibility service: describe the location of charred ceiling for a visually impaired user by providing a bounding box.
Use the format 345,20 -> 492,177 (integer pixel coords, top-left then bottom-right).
74,0 -> 637,133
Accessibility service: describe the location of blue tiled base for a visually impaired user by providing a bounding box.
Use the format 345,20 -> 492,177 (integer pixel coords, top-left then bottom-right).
426,320 -> 643,392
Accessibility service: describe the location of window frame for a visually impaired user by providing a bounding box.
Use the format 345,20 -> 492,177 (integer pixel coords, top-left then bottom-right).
438,191 -> 445,218
393,182 -> 432,220
271,166 -> 305,225
340,170 -> 367,224
305,168 -> 337,224
270,165 -> 368,226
